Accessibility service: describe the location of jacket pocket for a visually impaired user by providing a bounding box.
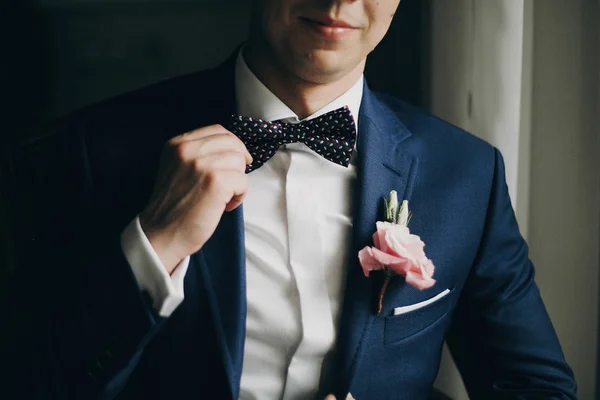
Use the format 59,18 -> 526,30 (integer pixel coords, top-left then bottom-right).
384,287 -> 455,345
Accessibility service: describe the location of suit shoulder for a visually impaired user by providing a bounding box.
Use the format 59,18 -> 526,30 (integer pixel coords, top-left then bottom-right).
375,92 -> 494,155
43,62 -> 236,167
9,64 -> 233,210
372,92 -> 498,188
71,65 -> 227,130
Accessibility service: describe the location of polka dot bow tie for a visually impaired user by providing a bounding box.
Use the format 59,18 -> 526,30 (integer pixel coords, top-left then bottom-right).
229,106 -> 356,173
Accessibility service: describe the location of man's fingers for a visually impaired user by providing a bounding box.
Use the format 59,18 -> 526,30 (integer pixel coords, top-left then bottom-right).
169,125 -> 252,164
171,124 -> 253,161
194,151 -> 248,173
210,170 -> 248,211
196,135 -> 252,164
171,124 -> 230,143
244,146 -> 253,164
225,192 -> 246,212
172,130 -> 252,164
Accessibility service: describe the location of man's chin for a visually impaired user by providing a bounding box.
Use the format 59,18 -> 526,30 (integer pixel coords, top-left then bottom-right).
293,66 -> 349,85
291,53 -> 357,83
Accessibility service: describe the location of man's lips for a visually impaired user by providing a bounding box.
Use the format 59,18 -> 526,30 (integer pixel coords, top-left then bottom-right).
299,16 -> 359,39
306,16 -> 357,29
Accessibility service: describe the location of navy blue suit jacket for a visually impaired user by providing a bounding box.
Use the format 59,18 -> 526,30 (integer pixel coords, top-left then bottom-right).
7,52 -> 576,399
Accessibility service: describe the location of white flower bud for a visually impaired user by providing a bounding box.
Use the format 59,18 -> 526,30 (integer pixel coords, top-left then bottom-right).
398,200 -> 409,226
386,190 -> 399,223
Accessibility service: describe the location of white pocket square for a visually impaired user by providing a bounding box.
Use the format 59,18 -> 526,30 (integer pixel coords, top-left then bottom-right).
393,289 -> 451,316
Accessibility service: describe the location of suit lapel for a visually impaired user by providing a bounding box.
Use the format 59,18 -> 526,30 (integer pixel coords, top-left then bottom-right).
334,84 -> 419,395
183,57 -> 418,398
189,51 -> 247,399
193,206 -> 246,399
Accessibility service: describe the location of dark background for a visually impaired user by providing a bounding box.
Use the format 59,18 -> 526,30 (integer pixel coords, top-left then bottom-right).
1,0 -> 429,144
0,0 -> 430,319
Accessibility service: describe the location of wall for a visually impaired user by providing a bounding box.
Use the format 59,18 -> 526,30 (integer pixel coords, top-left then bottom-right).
430,0 -> 599,399
0,0 -> 254,310
2,0 -> 427,141
3,0 -> 252,138
528,1 -> 599,399
429,0 -> 530,221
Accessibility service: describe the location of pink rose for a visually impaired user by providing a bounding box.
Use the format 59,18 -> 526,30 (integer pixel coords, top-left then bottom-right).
358,221 -> 435,290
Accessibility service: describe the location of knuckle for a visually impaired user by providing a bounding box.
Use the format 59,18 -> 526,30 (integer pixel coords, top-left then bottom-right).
224,130 -> 240,142
192,157 -> 205,172
169,129 -> 192,143
239,157 -> 248,172
168,130 -> 186,142
165,137 -> 179,151
203,124 -> 226,135
174,142 -> 190,161
202,169 -> 221,190
204,171 -> 227,198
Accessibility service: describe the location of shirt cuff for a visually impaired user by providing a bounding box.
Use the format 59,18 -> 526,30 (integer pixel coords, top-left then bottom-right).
121,216 -> 190,317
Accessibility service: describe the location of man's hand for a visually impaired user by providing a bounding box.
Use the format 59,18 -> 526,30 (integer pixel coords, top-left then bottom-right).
325,394 -> 355,400
139,125 -> 252,273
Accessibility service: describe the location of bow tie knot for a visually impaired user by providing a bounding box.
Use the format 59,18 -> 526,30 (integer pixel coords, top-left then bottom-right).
229,106 -> 356,173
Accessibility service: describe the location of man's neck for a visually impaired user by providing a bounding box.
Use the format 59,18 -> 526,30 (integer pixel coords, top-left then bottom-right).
243,43 -> 364,120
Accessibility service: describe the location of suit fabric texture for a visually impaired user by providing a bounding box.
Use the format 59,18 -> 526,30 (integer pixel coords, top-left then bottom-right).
6,51 -> 576,400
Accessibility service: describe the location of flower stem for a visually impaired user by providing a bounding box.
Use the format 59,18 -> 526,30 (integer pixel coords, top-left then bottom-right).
377,272 -> 392,315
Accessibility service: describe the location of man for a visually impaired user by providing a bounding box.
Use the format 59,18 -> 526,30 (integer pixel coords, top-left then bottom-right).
7,0 -> 576,399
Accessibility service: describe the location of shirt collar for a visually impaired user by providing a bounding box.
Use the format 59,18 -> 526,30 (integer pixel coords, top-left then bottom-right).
234,48 -> 363,130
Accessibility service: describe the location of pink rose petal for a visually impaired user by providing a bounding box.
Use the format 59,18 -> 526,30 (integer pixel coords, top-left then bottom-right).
361,221 -> 436,291
405,270 -> 436,290
358,246 -> 385,277
420,258 -> 435,278
372,229 -> 381,249
368,246 -> 406,267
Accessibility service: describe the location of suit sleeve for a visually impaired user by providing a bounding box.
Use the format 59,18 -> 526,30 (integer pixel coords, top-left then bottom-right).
6,129 -> 167,399
446,148 -> 577,399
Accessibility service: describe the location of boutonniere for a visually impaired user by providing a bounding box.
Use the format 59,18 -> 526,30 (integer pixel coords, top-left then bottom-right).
358,190 -> 436,315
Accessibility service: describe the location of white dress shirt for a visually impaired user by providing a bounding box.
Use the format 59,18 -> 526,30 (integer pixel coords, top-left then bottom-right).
121,50 -> 363,399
